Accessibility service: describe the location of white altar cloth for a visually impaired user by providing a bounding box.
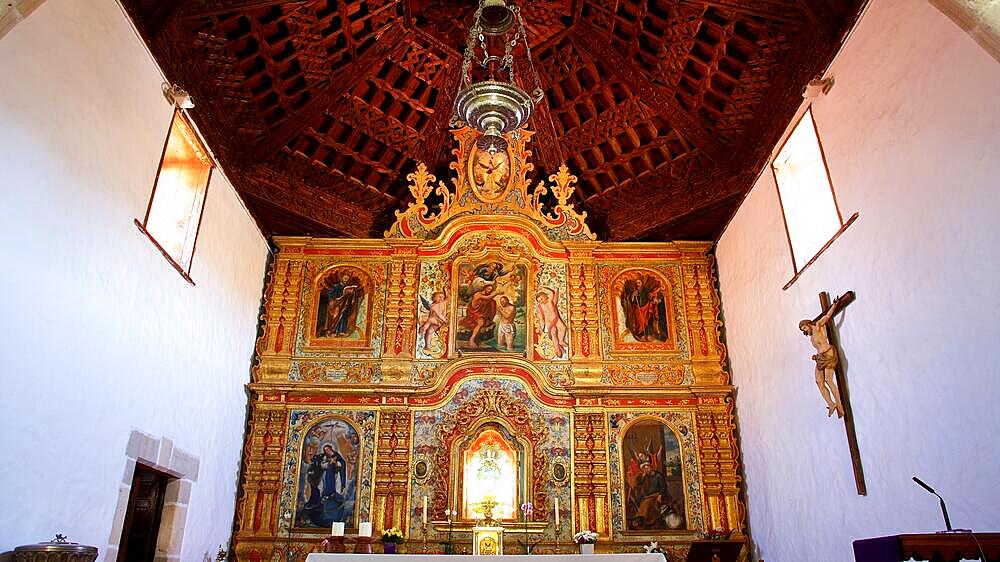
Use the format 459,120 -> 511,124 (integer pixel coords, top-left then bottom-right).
306,554 -> 666,562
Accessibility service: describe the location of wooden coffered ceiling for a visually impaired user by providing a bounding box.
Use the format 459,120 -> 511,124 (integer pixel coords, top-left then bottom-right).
123,0 -> 865,241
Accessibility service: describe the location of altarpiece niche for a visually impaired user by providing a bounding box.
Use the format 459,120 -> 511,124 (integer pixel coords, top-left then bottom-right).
234,127 -> 745,561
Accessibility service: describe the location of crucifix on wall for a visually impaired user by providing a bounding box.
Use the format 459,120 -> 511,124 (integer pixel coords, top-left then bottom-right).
799,290 -> 867,495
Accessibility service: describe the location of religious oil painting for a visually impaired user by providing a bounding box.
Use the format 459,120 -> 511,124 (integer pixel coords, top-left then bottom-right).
455,261 -> 528,354
611,269 -> 677,351
310,265 -> 372,348
532,263 -> 570,360
622,419 -> 686,532
295,417 -> 361,529
416,261 -> 451,359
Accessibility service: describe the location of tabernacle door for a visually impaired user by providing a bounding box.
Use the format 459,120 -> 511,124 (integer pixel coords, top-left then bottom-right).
472,526 -> 504,555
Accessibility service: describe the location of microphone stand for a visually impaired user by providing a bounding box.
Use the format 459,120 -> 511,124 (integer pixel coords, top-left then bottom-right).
912,476 -> 953,532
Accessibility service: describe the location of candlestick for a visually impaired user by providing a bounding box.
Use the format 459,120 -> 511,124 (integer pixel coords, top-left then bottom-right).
422,495 -> 428,524
554,497 -> 560,528
554,516 -> 562,554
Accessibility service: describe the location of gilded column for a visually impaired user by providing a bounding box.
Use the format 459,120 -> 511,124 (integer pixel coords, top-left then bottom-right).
679,243 -> 728,386
372,409 -> 413,535
256,241 -> 307,383
234,396 -> 289,560
694,398 -> 745,536
565,242 -> 601,385
571,412 -> 611,536
381,242 -> 420,383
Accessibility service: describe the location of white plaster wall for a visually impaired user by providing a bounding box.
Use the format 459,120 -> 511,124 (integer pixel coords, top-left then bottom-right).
716,1 -> 1000,561
0,1 -> 269,559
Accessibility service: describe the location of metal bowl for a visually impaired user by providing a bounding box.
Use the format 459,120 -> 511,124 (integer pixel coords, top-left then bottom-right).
13,536 -> 98,562
455,80 -> 534,152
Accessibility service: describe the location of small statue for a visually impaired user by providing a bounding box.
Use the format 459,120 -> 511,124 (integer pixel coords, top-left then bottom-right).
799,296 -> 847,418
476,497 -> 499,526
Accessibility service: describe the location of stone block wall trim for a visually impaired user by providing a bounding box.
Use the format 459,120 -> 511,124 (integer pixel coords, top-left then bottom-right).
109,430 -> 201,561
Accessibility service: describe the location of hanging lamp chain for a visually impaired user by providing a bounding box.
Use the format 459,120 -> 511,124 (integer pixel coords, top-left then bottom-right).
513,6 -> 544,104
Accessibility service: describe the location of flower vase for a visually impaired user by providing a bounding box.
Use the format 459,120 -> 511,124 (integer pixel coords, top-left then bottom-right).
579,543 -> 595,555
383,542 -> 397,554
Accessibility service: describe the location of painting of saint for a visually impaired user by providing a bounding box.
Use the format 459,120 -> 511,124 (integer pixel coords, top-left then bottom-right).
622,420 -> 686,532
617,272 -> 670,344
296,418 -> 360,529
314,267 -> 368,340
456,261 -> 527,353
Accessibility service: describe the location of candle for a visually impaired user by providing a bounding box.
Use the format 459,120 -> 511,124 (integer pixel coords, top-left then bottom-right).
554,497 -> 560,527
359,521 -> 372,537
422,495 -> 428,524
331,522 -> 345,536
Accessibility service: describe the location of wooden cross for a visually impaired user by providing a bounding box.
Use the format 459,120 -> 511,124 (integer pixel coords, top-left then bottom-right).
813,290 -> 866,495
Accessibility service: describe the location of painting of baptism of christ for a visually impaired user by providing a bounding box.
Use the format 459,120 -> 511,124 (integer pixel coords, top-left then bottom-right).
312,266 -> 370,344
456,261 -> 528,353
295,418 -> 361,529
622,419 -> 687,532
613,270 -> 673,346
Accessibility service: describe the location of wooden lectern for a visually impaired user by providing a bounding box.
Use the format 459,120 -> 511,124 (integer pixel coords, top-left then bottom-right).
853,532 -> 1000,562
687,540 -> 744,562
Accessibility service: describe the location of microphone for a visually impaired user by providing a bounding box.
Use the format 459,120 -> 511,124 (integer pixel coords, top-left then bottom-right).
912,476 -> 953,532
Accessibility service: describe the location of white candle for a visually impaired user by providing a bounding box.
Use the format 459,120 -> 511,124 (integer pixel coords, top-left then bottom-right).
422,495 -> 428,524
331,522 -> 345,536
359,521 -> 372,537
554,497 -> 560,527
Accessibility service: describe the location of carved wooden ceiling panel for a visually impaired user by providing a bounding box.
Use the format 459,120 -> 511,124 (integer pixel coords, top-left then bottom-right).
123,0 -> 864,241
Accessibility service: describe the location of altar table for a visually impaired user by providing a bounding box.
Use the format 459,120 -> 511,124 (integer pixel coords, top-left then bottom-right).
306,553 -> 667,562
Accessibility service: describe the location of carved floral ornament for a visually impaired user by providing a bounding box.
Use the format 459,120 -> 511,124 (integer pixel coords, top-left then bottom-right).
385,127 -> 596,242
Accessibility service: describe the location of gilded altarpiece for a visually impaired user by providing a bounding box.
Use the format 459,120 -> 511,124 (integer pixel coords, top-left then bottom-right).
234,128 -> 745,562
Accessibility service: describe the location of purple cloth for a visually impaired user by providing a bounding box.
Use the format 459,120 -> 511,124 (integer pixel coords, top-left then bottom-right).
853,535 -> 902,562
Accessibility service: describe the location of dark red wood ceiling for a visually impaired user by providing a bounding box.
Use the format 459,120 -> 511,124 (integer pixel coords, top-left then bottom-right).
123,0 -> 864,241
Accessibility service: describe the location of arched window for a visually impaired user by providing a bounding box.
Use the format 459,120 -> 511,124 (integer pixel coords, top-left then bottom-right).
461,427 -> 519,520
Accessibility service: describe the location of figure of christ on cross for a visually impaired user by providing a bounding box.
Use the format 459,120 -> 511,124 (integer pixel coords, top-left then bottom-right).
800,291 -> 866,495
799,293 -> 851,418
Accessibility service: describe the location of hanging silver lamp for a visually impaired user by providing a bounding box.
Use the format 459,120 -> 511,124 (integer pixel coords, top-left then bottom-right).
452,0 -> 545,153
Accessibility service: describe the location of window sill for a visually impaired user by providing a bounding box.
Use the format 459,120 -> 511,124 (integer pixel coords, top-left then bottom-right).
134,219 -> 196,286
782,211 -> 858,291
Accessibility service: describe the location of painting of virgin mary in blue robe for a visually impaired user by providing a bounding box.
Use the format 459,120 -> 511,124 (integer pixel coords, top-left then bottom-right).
295,418 -> 360,528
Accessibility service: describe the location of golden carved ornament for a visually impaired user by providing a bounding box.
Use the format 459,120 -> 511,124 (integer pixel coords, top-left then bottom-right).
386,127 -> 595,241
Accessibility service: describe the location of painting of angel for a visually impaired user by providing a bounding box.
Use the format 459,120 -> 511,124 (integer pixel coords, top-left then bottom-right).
622,420 -> 686,532
315,267 -> 368,340
295,417 -> 361,529
533,286 -> 568,359
417,290 -> 449,357
456,261 -> 527,353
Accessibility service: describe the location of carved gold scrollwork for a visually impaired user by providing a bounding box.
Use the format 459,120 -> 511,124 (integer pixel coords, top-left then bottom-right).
386,128 -> 595,241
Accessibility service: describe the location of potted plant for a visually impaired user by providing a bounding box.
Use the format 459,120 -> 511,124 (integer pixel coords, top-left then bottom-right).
381,527 -> 405,554
573,530 -> 598,555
